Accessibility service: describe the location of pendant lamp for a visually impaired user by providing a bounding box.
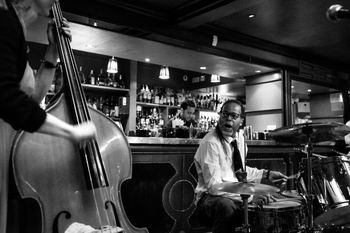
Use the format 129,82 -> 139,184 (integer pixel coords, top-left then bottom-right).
159,66 -> 170,79
107,56 -> 118,73
210,74 -> 220,83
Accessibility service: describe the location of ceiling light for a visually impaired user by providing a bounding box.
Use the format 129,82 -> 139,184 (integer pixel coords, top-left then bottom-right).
159,66 -> 170,79
210,74 -> 220,83
93,22 -> 98,27
107,56 -> 118,73
255,70 -> 261,73
85,44 -> 97,49
291,85 -> 294,89
200,66 -> 206,70
249,14 -> 256,18
307,89 -> 312,92
145,58 -> 150,62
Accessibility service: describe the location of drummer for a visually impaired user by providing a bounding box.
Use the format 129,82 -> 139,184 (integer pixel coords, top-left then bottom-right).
194,99 -> 287,233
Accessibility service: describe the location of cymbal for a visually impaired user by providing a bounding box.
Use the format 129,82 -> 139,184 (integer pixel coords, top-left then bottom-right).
268,122 -> 350,144
314,205 -> 350,227
213,182 -> 280,195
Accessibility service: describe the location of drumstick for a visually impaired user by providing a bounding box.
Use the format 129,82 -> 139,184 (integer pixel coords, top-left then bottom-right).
272,173 -> 299,183
286,174 -> 299,180
332,149 -> 349,157
300,150 -> 327,159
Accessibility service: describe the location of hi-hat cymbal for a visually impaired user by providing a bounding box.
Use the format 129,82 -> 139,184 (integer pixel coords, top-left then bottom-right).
268,122 -> 350,144
213,182 -> 280,195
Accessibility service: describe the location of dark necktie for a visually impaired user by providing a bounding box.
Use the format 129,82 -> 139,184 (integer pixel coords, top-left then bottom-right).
231,140 -> 243,172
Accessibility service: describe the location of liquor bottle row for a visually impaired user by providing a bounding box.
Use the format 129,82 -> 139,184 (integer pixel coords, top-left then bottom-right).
137,84 -> 191,106
136,84 -> 225,112
134,105 -> 219,138
136,106 -> 165,132
79,67 -> 126,89
86,95 -> 127,119
194,94 -> 220,111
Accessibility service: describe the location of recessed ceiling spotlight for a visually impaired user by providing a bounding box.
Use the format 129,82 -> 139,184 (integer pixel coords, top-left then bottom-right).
307,89 -> 312,92
255,70 -> 261,73
249,14 -> 256,18
93,22 -> 98,27
86,44 -> 96,48
200,66 -> 206,70
145,58 -> 150,62
291,85 -> 294,89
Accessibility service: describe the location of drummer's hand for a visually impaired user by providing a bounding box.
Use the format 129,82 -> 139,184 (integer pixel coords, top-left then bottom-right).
269,171 -> 287,187
235,169 -> 247,182
251,194 -> 272,209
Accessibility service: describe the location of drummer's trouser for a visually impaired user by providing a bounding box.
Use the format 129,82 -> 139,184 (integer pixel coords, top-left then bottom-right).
196,193 -> 243,233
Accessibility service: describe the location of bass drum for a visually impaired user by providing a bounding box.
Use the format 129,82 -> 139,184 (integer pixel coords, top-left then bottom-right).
297,156 -> 350,228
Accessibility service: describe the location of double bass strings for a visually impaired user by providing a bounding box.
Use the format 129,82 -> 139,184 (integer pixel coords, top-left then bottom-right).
52,1 -> 116,230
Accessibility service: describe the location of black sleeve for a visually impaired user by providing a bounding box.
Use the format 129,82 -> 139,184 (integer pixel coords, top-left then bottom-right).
0,11 -> 46,132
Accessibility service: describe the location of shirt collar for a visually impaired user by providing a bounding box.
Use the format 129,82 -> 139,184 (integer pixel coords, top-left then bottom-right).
224,132 -> 238,144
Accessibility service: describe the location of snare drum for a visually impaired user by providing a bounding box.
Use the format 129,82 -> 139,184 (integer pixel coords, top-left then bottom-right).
249,201 -> 305,233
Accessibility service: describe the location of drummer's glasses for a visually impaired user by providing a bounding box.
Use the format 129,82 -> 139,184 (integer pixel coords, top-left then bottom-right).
220,111 -> 241,120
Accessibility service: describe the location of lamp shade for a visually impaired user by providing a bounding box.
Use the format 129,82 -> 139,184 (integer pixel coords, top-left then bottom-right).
159,66 -> 170,79
107,56 -> 118,73
211,74 -> 220,83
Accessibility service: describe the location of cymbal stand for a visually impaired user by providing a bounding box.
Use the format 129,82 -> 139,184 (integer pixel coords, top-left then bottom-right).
238,140 -> 251,232
302,124 -> 316,232
240,194 -> 251,233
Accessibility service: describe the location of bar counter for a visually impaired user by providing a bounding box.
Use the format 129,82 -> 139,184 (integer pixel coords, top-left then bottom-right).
121,137 -> 335,233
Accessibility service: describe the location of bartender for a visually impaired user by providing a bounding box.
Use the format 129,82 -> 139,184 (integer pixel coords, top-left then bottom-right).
166,99 -> 197,138
168,99 -> 197,128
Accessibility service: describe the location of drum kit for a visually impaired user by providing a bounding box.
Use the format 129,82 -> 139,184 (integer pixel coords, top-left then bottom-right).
214,122 -> 350,233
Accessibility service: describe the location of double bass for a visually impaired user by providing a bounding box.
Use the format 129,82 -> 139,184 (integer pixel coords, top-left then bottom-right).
11,1 -> 148,232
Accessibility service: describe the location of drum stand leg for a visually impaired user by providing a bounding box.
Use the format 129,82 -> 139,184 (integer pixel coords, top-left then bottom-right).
304,141 -> 322,233
240,194 -> 251,233
305,142 -> 314,232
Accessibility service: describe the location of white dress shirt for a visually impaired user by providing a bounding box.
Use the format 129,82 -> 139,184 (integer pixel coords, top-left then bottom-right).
194,128 -> 264,202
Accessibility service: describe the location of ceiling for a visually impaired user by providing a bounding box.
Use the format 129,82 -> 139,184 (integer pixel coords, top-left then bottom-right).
28,0 -> 350,97
58,0 -> 350,71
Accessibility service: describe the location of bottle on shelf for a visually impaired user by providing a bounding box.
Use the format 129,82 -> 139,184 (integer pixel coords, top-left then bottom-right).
78,66 -> 85,84
154,88 -> 160,104
143,85 -> 148,103
103,97 -> 110,116
97,68 -> 106,86
112,74 -> 118,88
138,84 -> 145,102
98,96 -> 103,111
91,97 -> 97,110
146,85 -> 152,103
118,74 -> 125,89
88,69 -> 95,85
107,73 -> 114,87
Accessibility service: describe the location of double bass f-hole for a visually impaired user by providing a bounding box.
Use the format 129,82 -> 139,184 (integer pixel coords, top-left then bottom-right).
11,1 -> 148,233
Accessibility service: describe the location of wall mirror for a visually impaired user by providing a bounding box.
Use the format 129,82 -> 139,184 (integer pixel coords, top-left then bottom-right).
291,79 -> 344,124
